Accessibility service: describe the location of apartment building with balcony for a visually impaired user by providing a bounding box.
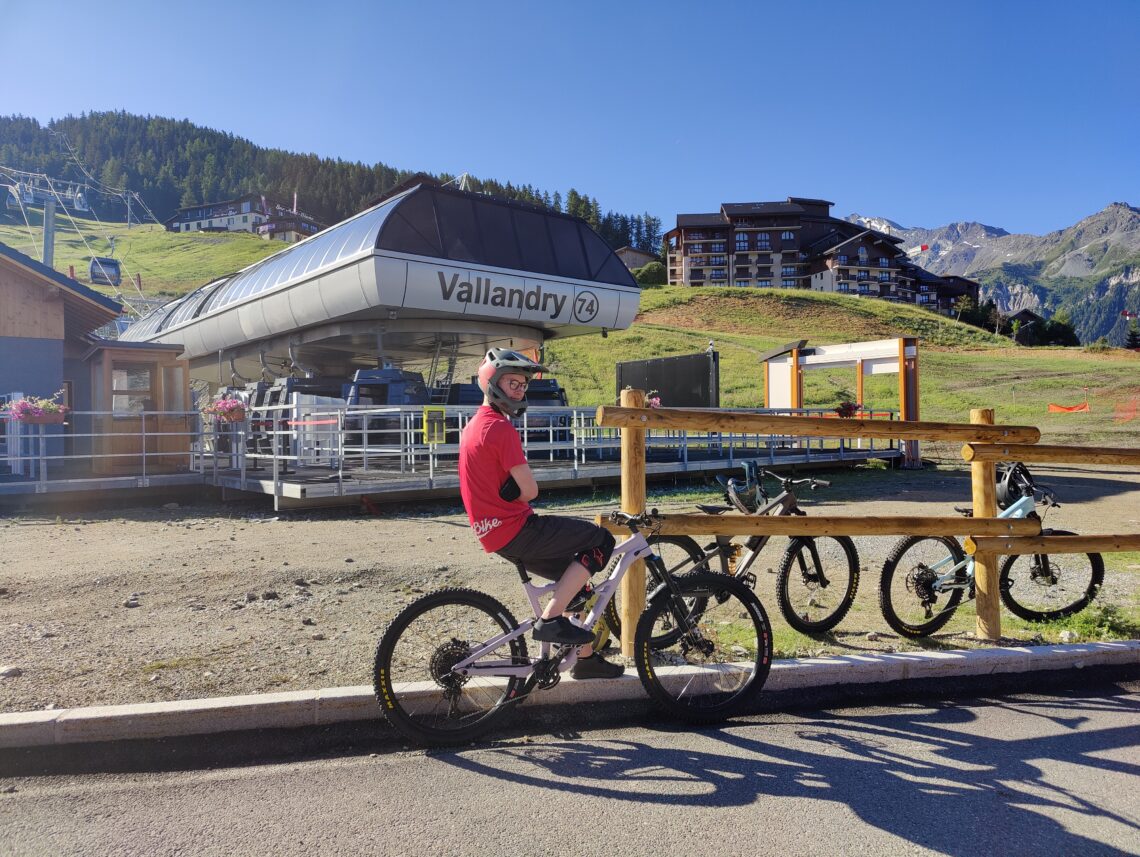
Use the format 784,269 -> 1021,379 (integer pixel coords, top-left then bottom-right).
665,197 -> 978,315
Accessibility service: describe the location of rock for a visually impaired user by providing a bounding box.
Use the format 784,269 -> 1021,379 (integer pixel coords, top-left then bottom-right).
1,666 -> 23,678
436,566 -> 448,572
866,632 -> 881,642
311,632 -> 327,641
124,599 -> 140,608
245,592 -> 258,602
262,591 -> 280,600
302,618 -> 316,626
294,579 -> 309,587
0,587 -> 8,596
2,786 -> 17,794
344,558 -> 354,563
1060,630 -> 1080,643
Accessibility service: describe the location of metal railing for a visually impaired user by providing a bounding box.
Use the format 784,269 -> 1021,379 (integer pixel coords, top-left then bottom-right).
2,405 -> 901,498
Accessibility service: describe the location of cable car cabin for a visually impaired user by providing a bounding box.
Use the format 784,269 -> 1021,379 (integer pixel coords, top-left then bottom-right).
89,257 -> 122,287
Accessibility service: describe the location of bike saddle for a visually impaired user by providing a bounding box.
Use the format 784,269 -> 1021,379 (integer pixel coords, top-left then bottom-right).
953,505 -> 973,518
696,503 -> 734,515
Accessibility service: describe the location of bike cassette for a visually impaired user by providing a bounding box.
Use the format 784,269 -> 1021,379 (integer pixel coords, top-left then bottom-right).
429,638 -> 471,691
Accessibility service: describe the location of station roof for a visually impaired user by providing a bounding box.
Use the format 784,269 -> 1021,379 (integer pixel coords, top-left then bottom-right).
120,184 -> 639,377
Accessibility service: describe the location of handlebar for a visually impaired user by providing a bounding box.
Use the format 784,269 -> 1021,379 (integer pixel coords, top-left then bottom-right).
758,469 -> 829,490
609,509 -> 662,529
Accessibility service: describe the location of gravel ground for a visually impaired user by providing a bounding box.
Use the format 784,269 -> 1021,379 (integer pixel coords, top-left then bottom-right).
1,464 -> 1138,714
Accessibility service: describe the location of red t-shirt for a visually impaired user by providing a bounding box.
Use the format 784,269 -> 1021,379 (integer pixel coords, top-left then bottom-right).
459,405 -> 532,552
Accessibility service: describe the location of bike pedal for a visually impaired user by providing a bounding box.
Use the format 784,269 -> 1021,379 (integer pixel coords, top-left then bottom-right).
740,572 -> 757,589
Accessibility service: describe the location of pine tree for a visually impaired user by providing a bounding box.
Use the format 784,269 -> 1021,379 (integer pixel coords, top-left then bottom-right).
1126,321 -> 1140,349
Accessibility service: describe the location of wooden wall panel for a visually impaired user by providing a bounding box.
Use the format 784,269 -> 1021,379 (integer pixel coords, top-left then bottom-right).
0,263 -> 65,340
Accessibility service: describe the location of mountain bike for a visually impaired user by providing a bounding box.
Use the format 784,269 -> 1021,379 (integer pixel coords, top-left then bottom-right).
878,463 -> 1104,638
373,511 -> 773,746
607,462 -> 860,638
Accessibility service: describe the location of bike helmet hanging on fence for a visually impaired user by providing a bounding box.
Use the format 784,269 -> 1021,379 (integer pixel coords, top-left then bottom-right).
996,461 -> 1037,510
477,348 -> 548,418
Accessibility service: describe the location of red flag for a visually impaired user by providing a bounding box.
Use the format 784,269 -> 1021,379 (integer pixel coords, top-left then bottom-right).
920,244 -> 929,252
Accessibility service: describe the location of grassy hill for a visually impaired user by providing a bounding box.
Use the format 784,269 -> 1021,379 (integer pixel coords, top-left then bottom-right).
0,211 -> 280,298
545,287 -> 1140,447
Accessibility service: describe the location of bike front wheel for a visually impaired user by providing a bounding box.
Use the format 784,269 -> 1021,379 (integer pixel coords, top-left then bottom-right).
879,536 -> 967,638
634,572 -> 772,723
776,535 -> 860,634
607,535 -> 709,645
999,531 -> 1104,622
373,588 -> 527,746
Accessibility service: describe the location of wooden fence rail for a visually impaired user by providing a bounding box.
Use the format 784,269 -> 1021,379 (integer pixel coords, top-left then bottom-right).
597,514 -> 1040,538
599,396 -> 1138,647
962,443 -> 1140,466
595,406 -> 1042,444
965,534 -> 1140,556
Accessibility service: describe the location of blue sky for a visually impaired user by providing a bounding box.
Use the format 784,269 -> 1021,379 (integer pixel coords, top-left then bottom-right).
5,0 -> 1138,234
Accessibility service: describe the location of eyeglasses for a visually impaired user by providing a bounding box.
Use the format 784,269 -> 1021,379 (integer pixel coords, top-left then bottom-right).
504,379 -> 529,392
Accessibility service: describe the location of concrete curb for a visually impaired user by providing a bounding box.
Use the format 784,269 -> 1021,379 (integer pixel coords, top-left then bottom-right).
2,641 -> 1137,749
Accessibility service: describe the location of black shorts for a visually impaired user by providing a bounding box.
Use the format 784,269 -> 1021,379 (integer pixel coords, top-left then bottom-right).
496,514 -> 615,581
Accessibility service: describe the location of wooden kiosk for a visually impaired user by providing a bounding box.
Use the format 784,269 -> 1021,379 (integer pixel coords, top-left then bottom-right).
85,340 -> 193,474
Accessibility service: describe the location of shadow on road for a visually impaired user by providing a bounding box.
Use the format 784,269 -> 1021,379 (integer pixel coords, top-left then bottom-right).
438,687 -> 1140,856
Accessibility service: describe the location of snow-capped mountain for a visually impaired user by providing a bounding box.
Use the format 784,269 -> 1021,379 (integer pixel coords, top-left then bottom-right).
846,204 -> 1140,344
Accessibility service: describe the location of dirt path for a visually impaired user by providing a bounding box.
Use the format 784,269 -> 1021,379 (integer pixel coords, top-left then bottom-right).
2,464 -> 1138,713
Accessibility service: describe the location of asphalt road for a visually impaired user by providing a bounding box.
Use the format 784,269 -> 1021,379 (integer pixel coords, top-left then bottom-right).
2,682 -> 1138,857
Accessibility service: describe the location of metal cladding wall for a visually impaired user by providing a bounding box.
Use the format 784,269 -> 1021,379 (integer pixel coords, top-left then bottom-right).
0,338 -> 64,399
615,351 -> 720,408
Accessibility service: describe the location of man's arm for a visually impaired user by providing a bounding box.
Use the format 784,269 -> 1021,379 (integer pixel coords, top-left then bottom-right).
508,462 -> 538,502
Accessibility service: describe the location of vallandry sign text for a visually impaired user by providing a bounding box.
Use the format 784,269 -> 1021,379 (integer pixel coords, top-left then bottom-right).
437,272 -> 568,319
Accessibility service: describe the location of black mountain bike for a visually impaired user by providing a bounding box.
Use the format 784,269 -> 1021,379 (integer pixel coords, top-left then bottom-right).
608,462 -> 860,637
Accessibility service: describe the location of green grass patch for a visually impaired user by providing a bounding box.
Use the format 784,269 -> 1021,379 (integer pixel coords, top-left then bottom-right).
1006,603 -> 1140,641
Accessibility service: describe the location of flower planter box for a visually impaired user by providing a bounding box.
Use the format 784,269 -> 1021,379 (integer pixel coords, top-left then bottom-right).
19,413 -> 68,425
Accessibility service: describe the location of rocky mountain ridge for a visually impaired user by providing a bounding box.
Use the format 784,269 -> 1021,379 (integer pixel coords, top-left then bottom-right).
847,204 -> 1140,343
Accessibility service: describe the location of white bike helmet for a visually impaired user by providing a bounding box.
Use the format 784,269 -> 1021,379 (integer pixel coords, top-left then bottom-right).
477,348 -> 548,417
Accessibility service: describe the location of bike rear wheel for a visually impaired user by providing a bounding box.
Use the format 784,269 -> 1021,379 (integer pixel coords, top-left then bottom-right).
634,572 -> 772,722
999,531 -> 1104,621
374,588 -> 527,746
879,536 -> 967,638
776,535 -> 860,634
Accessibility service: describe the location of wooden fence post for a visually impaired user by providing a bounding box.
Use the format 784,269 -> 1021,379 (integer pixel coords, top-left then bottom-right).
970,408 -> 1001,640
619,387 -> 646,657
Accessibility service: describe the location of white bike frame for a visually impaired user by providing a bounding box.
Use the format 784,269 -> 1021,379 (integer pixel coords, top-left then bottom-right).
449,528 -> 655,679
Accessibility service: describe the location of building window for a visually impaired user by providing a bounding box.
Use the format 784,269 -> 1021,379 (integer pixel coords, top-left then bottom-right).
690,243 -> 703,254
112,363 -> 155,413
837,254 -> 848,264
710,242 -> 725,253
757,280 -> 771,288
242,215 -> 248,223
858,248 -> 869,264
780,231 -> 795,241
734,279 -> 750,288
736,235 -> 749,251
782,279 -> 796,288
710,269 -> 727,280
756,232 -> 770,249
879,257 -> 890,267
710,256 -> 726,266
781,266 -> 797,276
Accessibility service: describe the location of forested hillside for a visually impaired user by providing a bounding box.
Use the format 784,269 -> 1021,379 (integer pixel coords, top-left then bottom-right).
0,112 -> 663,254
